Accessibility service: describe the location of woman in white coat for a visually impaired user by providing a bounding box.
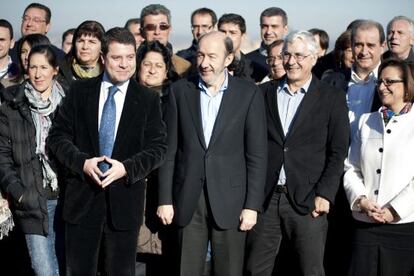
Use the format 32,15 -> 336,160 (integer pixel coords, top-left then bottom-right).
344,58 -> 414,276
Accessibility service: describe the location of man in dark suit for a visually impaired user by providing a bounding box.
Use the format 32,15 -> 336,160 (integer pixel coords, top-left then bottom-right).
157,31 -> 267,276
47,27 -> 167,276
245,30 -> 349,276
246,7 -> 288,82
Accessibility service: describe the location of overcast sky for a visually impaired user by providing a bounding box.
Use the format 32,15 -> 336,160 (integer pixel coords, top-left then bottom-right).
2,0 -> 413,51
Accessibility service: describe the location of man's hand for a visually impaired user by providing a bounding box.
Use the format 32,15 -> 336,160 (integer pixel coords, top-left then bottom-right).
83,157 -> 105,185
101,156 -> 127,188
239,209 -> 257,231
157,205 -> 174,225
312,196 -> 330,218
381,207 -> 399,223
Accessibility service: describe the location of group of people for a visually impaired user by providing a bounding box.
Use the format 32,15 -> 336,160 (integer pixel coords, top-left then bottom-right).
0,2 -> 414,276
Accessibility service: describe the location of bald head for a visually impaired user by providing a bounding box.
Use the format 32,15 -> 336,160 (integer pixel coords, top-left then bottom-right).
198,31 -> 233,56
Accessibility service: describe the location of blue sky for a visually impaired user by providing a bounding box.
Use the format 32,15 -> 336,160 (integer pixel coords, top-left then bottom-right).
2,0 -> 413,50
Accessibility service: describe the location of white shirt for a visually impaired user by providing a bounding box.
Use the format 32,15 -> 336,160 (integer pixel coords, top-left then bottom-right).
0,56 -> 12,79
347,63 -> 380,137
98,73 -> 129,140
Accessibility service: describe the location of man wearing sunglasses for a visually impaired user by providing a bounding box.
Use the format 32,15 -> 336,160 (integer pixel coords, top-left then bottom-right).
140,4 -> 191,77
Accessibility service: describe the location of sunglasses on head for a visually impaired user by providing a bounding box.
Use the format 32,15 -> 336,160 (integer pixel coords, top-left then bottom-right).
143,23 -> 170,31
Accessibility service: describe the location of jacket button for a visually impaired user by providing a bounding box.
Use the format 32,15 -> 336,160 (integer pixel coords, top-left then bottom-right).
379,148 -> 383,153
376,169 -> 381,174
386,129 -> 391,134
374,190 -> 379,195
284,147 -> 289,152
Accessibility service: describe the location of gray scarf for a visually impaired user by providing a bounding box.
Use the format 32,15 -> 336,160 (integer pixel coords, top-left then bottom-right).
24,80 -> 65,191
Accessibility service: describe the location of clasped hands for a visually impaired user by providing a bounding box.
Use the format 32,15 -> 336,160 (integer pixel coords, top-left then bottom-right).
357,197 -> 397,223
83,156 -> 126,188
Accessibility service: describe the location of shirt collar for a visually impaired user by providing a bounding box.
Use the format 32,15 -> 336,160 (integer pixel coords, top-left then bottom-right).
350,62 -> 380,84
278,75 -> 312,95
198,69 -> 229,95
259,42 -> 267,56
102,72 -> 129,95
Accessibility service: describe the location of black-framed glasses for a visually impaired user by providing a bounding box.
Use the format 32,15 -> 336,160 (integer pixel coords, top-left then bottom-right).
22,15 -> 46,24
191,24 -> 213,31
143,23 -> 170,31
282,51 -> 311,62
266,55 -> 283,64
376,79 -> 404,86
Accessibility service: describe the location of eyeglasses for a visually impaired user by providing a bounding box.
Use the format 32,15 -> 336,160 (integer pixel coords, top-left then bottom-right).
266,55 -> 283,64
22,15 -> 47,24
191,25 -> 213,31
282,52 -> 311,62
376,79 -> 404,86
143,23 -> 170,31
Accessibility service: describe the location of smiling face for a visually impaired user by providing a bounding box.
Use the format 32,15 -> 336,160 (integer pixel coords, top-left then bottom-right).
260,15 -> 288,45
377,65 -> 406,112
267,43 -> 285,79
139,51 -> 167,87
192,13 -> 214,41
103,42 -> 136,84
21,7 -> 50,36
387,19 -> 414,59
28,52 -> 58,95
196,32 -> 233,89
283,38 -> 316,86
352,27 -> 385,76
75,34 -> 102,67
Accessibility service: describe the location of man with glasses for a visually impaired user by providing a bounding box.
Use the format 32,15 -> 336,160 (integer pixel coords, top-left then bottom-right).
261,39 -> 285,83
140,4 -> 191,77
177,7 -> 217,64
246,7 -> 288,82
9,3 -> 65,66
245,30 -> 349,276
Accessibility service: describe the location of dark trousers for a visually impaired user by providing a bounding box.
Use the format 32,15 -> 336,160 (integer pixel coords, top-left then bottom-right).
348,221 -> 414,276
65,219 -> 138,276
178,189 -> 246,276
245,190 -> 328,276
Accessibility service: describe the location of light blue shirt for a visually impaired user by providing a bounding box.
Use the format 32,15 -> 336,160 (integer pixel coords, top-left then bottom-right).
277,76 -> 312,185
199,70 -> 229,147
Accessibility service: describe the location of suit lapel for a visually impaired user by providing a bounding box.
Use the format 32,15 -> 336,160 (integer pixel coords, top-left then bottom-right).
286,77 -> 321,139
112,80 -> 141,157
86,78 -> 101,156
184,79 -> 207,150
265,80 -> 285,144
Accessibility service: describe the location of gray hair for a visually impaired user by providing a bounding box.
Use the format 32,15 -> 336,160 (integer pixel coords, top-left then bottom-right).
283,30 -> 318,56
140,4 -> 171,26
387,15 -> 414,36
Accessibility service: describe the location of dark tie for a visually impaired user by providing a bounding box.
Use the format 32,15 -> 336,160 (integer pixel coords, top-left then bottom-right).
99,85 -> 118,172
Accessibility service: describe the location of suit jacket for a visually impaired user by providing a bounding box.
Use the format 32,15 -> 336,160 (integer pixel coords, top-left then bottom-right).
158,75 -> 267,229
344,109 -> 414,224
47,76 -> 167,230
246,48 -> 269,82
260,77 -> 350,215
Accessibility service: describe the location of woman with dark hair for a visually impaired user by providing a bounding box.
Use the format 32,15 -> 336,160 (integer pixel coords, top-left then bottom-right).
332,30 -> 354,71
0,44 -> 66,275
344,58 -> 414,275
59,20 -> 105,83
136,40 -> 179,102
18,34 -> 51,80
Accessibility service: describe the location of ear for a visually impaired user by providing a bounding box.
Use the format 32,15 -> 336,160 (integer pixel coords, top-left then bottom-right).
100,52 -> 105,65
380,41 -> 386,53
45,22 -> 51,34
9,38 -> 15,49
224,52 -> 234,67
53,66 -> 59,76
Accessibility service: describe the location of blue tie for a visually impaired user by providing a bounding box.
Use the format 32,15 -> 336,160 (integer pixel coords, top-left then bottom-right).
99,85 -> 118,172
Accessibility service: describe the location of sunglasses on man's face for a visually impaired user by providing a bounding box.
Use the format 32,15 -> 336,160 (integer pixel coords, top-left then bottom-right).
143,23 -> 170,31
